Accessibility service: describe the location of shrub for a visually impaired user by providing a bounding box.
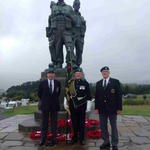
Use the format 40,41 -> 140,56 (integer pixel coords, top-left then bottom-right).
143,95 -> 147,100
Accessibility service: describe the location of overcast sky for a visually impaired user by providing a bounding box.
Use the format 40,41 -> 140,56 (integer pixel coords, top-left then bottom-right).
0,0 -> 150,90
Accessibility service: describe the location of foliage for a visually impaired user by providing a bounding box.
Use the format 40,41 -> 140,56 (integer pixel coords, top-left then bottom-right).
89,83 -> 150,98
143,95 -> 147,100
121,84 -> 150,95
6,81 -> 40,101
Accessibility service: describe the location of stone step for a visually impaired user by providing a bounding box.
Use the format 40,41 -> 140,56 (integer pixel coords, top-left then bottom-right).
34,110 -> 90,122
34,110 -> 68,122
18,117 -> 40,132
18,116 -> 99,133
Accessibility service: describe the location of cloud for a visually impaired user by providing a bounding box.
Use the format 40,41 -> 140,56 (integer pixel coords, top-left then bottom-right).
0,0 -> 150,90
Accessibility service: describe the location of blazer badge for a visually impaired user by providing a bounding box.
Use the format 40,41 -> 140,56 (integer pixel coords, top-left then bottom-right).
111,88 -> 115,94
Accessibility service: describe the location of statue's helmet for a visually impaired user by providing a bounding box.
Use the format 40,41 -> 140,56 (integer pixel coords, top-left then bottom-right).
50,1 -> 56,8
73,0 -> 80,10
58,0 -> 64,2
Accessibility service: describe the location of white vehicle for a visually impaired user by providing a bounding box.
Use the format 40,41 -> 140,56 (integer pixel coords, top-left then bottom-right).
6,101 -> 20,109
0,101 -> 22,109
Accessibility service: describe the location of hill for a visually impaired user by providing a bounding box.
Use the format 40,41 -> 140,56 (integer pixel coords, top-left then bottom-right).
6,81 -> 40,101
0,89 -> 5,95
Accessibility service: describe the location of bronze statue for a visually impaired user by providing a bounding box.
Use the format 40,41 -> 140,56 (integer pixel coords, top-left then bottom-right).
73,0 -> 86,67
46,0 -> 86,69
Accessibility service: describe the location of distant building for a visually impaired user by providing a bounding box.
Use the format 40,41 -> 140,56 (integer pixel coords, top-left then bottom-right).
0,100 -> 22,109
21,99 -> 30,106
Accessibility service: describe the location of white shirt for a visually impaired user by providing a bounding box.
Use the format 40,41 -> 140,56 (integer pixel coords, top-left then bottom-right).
102,77 -> 110,87
48,79 -> 54,93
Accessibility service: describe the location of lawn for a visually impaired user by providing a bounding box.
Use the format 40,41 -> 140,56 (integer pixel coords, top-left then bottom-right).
2,105 -> 38,117
2,104 -> 150,117
121,105 -> 150,117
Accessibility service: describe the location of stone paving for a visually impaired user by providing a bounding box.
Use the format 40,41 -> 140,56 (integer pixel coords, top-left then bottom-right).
0,113 -> 150,150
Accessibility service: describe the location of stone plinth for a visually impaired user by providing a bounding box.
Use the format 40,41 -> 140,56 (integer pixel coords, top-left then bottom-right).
19,110 -> 92,132
34,110 -> 67,122
18,117 -> 40,132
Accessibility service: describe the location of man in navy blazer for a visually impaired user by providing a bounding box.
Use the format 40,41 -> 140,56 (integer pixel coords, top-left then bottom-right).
38,67 -> 61,147
95,66 -> 122,150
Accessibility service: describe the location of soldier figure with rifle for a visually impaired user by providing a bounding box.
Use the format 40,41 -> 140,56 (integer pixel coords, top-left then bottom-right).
46,0 -> 77,69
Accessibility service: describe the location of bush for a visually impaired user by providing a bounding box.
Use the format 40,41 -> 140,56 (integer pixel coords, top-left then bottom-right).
143,95 -> 147,100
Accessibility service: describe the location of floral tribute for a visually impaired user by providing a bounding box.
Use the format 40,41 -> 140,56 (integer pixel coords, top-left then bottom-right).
30,119 -> 104,142
57,119 -> 72,128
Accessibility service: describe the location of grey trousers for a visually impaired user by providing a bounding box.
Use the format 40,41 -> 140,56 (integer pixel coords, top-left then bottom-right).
99,113 -> 118,146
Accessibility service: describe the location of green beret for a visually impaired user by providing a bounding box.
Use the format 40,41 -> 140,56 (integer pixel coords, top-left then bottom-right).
100,66 -> 109,72
47,68 -> 55,74
74,67 -> 82,73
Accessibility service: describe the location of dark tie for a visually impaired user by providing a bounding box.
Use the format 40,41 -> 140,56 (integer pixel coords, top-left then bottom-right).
49,80 -> 52,94
104,79 -> 107,90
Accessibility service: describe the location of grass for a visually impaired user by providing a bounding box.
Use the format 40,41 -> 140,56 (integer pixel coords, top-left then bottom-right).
2,105 -> 38,117
121,105 -> 150,117
2,103 -> 150,117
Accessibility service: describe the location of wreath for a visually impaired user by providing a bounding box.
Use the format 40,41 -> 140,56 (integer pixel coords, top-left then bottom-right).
30,131 -> 41,140
30,119 -> 102,142
86,129 -> 102,139
57,119 -> 72,128
30,131 -> 74,142
85,119 -> 100,127
49,119 -> 99,128
30,131 -> 63,141
69,132 -> 74,139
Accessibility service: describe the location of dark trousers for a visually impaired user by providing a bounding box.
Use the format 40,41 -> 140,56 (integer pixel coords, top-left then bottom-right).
99,113 -> 118,146
41,110 -> 58,142
70,108 -> 86,141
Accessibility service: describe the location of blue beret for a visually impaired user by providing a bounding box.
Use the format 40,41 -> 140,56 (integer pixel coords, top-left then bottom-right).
100,66 -> 109,72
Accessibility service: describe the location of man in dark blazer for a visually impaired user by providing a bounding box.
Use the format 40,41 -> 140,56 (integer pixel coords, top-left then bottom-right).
38,67 -> 61,147
95,66 -> 122,150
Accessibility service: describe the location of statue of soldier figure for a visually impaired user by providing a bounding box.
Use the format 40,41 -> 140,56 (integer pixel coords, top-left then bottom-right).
46,0 -> 86,69
73,0 -> 86,67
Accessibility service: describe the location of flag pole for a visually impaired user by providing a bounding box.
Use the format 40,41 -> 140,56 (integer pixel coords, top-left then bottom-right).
65,47 -> 73,143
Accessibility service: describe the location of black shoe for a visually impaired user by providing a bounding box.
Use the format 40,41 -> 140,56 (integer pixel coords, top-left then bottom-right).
80,140 -> 85,145
112,146 -> 118,150
39,140 -> 46,146
48,141 -> 57,147
100,143 -> 110,149
70,137 -> 78,145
